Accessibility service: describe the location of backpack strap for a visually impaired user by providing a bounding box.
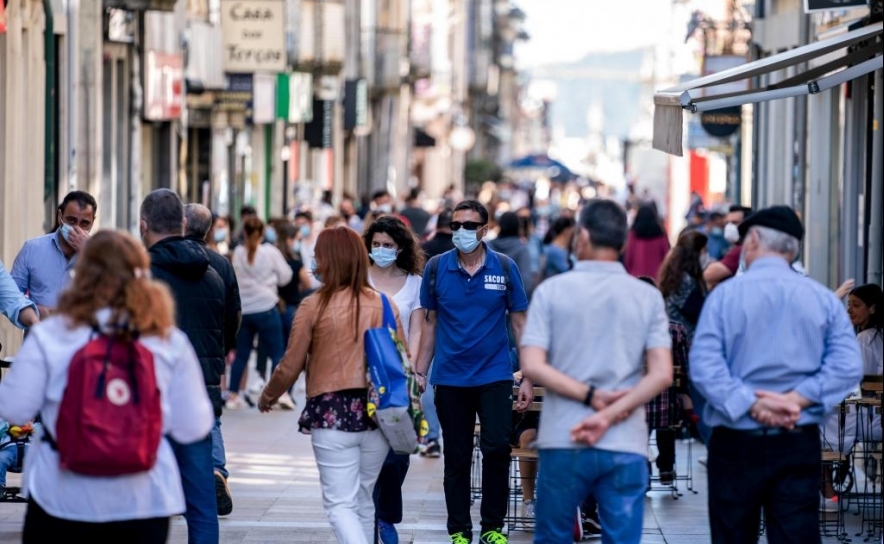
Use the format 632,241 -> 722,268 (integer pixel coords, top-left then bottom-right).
425,253 -> 443,320
490,250 -> 514,310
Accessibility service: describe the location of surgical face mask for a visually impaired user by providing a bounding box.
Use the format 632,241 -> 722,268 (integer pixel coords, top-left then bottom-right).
376,204 -> 393,214
264,227 -> 278,244
699,252 -> 711,269
213,228 -> 228,243
370,247 -> 399,268
311,259 -> 322,283
711,226 -> 723,236
452,228 -> 481,254
724,222 -> 740,244
60,223 -> 73,243
300,224 -> 311,239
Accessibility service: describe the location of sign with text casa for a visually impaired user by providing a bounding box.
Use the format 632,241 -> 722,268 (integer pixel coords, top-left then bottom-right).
221,0 -> 286,73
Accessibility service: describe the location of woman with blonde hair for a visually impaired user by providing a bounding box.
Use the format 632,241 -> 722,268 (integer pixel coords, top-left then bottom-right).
227,216 -> 293,408
0,230 -> 213,543
258,227 -> 408,544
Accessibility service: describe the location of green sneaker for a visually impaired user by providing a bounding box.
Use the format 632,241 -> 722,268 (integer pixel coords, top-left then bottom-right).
450,532 -> 471,544
479,529 -> 508,544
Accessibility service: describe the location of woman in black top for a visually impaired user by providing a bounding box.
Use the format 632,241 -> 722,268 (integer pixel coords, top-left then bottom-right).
275,223 -> 313,340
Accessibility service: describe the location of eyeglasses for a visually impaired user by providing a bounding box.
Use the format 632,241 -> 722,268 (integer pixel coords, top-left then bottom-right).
450,221 -> 487,231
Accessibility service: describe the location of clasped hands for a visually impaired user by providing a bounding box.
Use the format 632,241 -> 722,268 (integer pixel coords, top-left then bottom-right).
570,388 -> 632,447
750,390 -> 803,429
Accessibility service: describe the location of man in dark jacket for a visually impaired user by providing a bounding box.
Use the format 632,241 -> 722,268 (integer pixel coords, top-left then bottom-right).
185,203 -> 241,517
422,207 -> 455,259
141,189 -> 226,544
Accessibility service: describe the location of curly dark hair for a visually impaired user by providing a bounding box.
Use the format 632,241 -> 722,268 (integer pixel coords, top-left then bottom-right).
362,215 -> 425,276
657,230 -> 708,299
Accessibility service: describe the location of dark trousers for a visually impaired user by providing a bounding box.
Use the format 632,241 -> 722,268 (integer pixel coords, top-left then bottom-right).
373,449 -> 411,525
652,428 -> 676,473
24,499 -> 170,544
708,426 -> 821,544
435,381 -> 513,537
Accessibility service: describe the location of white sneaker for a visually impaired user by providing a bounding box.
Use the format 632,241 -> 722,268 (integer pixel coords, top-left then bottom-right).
520,500 -> 535,530
819,493 -> 839,513
247,377 -> 266,397
225,395 -> 248,410
277,392 -> 296,410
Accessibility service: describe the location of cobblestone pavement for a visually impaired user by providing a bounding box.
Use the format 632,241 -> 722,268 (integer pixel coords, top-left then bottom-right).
0,406 -> 878,543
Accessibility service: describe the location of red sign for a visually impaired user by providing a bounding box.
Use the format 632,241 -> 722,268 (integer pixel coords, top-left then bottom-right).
1,1 -> 7,34
144,51 -> 183,121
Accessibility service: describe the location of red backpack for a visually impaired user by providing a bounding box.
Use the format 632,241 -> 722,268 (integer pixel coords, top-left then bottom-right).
45,330 -> 163,476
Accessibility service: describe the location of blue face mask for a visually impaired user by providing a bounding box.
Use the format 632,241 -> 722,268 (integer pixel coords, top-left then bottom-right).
311,259 -> 322,283
370,247 -> 399,268
213,228 -> 228,243
452,229 -> 481,254
60,223 -> 73,243
264,227 -> 278,244
300,225 -> 311,239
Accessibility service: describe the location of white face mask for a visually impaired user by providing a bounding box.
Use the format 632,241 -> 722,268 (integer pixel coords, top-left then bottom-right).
724,222 -> 740,244
699,252 -> 711,270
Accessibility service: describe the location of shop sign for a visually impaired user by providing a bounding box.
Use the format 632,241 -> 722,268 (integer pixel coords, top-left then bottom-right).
804,0 -> 868,12
700,106 -> 742,139
252,72 -> 277,124
105,8 -> 136,43
288,72 -> 313,123
144,51 -> 183,121
216,74 -> 254,127
304,99 -> 333,149
343,79 -> 368,130
221,0 -> 286,73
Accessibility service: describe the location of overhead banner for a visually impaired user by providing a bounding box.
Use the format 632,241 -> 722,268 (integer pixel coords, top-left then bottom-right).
221,0 -> 286,73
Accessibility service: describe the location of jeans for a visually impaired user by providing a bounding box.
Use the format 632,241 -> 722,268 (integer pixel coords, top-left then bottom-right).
435,380 -> 512,537
0,445 -> 17,486
211,418 -> 227,479
169,434 -> 219,544
373,449 -> 411,524
708,426 -> 821,544
535,448 -> 648,544
312,429 -> 389,544
229,308 -> 285,394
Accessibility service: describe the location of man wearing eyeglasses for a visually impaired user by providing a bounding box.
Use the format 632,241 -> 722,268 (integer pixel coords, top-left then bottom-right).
10,191 -> 96,320
415,199 -> 533,544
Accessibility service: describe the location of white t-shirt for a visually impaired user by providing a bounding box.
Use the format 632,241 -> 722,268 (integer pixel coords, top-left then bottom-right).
233,244 -> 294,315
370,273 -> 422,339
858,329 -> 883,375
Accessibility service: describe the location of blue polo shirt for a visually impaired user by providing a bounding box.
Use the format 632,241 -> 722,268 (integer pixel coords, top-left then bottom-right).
421,246 -> 529,387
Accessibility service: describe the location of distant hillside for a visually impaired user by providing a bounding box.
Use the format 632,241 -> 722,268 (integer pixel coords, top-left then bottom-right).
528,49 -> 654,140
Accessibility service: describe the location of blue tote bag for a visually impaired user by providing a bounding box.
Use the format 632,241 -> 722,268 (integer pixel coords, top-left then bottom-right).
364,294 -> 425,454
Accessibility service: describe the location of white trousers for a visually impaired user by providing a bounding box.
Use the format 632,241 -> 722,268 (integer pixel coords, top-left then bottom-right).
311,429 -> 389,544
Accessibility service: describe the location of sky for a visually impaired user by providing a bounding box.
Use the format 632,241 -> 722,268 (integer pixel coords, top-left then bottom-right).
514,0 -> 675,69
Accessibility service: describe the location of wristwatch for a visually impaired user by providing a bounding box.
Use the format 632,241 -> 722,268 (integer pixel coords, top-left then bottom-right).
583,384 -> 596,407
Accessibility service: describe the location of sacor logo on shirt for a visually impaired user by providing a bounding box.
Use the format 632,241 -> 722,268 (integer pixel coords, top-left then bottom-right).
484,274 -> 506,291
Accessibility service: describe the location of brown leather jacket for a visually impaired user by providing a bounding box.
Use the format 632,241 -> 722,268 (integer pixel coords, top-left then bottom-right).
261,288 -> 407,403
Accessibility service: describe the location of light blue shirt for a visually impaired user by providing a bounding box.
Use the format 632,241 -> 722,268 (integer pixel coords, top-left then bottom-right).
690,256 -> 863,430
0,259 -> 37,329
10,231 -> 76,310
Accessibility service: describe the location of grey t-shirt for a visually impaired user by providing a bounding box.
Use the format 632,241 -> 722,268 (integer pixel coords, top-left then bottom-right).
521,260 -> 671,456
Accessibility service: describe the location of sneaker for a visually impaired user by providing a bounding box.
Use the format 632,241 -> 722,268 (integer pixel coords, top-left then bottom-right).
582,515 -> 602,539
422,440 -> 441,458
277,392 -> 296,410
479,529 -> 507,544
659,471 -> 676,485
214,470 -> 233,516
225,395 -> 248,410
519,500 -> 535,529
819,493 -> 839,513
449,532 -> 471,544
246,377 -> 266,397
378,519 -> 399,544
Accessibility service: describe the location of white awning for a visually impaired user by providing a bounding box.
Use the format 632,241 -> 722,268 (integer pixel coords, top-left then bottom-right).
653,21 -> 883,156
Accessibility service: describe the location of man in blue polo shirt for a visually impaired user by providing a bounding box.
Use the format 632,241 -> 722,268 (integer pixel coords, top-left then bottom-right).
10,191 -> 96,318
416,199 -> 533,544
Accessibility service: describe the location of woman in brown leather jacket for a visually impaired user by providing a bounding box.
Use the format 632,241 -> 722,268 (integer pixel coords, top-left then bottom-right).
258,227 -> 407,544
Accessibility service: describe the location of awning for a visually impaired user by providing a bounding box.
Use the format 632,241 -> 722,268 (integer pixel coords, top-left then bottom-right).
653,21 -> 883,156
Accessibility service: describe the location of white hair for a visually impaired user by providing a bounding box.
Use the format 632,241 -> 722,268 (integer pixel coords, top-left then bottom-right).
750,225 -> 800,260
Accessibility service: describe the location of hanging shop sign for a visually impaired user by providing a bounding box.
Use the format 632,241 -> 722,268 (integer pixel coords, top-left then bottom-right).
220,0 -> 286,73
343,79 -> 368,130
144,52 -> 184,121
105,8 -> 136,43
804,0 -> 868,12
304,99 -> 333,148
216,73 -> 254,129
252,72 -> 277,124
700,106 -> 742,139
275,72 -> 313,123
